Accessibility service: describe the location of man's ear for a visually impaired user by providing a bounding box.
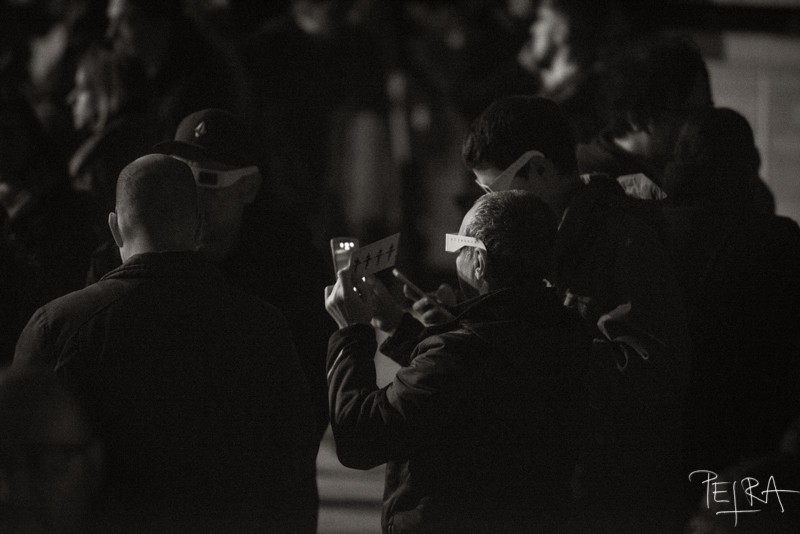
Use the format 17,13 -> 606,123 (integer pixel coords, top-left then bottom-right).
473,248 -> 488,282
240,172 -> 262,205
108,212 -> 123,249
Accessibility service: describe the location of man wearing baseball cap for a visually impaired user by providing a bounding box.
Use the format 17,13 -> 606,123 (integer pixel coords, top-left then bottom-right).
156,109 -> 333,443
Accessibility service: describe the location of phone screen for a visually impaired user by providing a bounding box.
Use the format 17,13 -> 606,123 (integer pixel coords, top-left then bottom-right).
330,237 -> 359,274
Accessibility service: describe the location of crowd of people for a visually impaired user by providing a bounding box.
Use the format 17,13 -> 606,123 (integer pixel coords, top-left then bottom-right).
1,0 -> 800,533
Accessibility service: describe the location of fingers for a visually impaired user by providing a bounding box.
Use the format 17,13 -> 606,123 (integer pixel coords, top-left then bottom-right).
411,295 -> 441,316
402,283 -> 426,301
435,283 -> 458,307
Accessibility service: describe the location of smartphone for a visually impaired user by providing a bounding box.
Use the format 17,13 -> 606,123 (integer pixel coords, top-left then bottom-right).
391,268 -> 426,300
330,237 -> 359,274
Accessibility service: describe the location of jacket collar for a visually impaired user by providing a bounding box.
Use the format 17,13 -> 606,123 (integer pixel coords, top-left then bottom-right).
100,250 -> 224,283
449,282 -> 566,328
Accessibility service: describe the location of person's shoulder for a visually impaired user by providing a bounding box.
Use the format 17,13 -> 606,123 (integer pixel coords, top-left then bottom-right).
29,278 -> 131,334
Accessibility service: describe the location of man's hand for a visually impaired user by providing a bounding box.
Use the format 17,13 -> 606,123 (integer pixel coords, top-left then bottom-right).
407,283 -> 458,327
324,267 -> 377,329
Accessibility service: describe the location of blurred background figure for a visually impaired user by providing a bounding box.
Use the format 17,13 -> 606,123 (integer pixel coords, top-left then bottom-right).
238,0 -> 392,248
578,36 -> 713,187
105,0 -> 249,139
67,45 -> 156,237
517,0 -> 608,143
0,368 -> 105,534
7,0 -> 109,160
0,95 -> 97,367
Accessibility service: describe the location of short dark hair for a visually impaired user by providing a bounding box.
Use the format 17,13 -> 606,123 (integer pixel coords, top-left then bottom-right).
464,191 -> 557,288
604,36 -> 712,137
116,154 -> 199,242
462,95 -> 577,176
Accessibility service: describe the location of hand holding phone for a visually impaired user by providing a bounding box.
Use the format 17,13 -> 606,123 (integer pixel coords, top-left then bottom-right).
330,237 -> 359,275
392,269 -> 456,326
391,269 -> 426,300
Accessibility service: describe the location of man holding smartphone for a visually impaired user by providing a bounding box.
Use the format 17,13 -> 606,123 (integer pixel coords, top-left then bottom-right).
324,191 -> 591,533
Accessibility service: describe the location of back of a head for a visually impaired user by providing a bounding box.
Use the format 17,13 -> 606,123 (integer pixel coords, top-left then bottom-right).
462,95 -> 577,176
664,107 -> 759,209
115,154 -> 199,248
604,36 -> 712,137
465,190 -> 558,288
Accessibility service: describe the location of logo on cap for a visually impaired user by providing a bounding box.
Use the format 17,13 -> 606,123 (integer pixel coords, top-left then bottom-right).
194,121 -> 207,138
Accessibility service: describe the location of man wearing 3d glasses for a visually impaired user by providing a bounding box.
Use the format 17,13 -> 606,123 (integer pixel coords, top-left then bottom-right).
462,95 -> 691,533
153,109 -> 333,443
325,191 -> 591,533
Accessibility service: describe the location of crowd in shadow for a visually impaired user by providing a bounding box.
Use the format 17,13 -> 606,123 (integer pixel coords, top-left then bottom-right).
1,1 -> 799,533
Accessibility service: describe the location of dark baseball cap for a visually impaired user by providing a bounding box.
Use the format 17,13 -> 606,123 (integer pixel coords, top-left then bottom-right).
154,108 -> 259,168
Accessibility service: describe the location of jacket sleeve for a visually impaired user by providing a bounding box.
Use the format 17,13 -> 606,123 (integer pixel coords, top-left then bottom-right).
327,325 -> 468,470
378,312 -> 424,366
12,307 -> 55,369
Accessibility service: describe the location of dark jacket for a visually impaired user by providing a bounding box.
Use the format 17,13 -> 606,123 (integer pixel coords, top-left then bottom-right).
85,209 -> 334,440
327,283 -> 591,533
14,251 -> 317,532
0,182 -> 97,366
554,175 -> 691,532
663,206 -> 800,473
380,176 -> 692,532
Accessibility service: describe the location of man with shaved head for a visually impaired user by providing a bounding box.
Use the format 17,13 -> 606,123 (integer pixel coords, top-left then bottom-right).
12,154 -> 318,532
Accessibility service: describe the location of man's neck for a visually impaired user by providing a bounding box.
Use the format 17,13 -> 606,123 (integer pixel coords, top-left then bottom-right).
121,238 -> 195,264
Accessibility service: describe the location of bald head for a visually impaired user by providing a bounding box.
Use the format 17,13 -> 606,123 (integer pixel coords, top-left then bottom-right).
112,154 -> 199,259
